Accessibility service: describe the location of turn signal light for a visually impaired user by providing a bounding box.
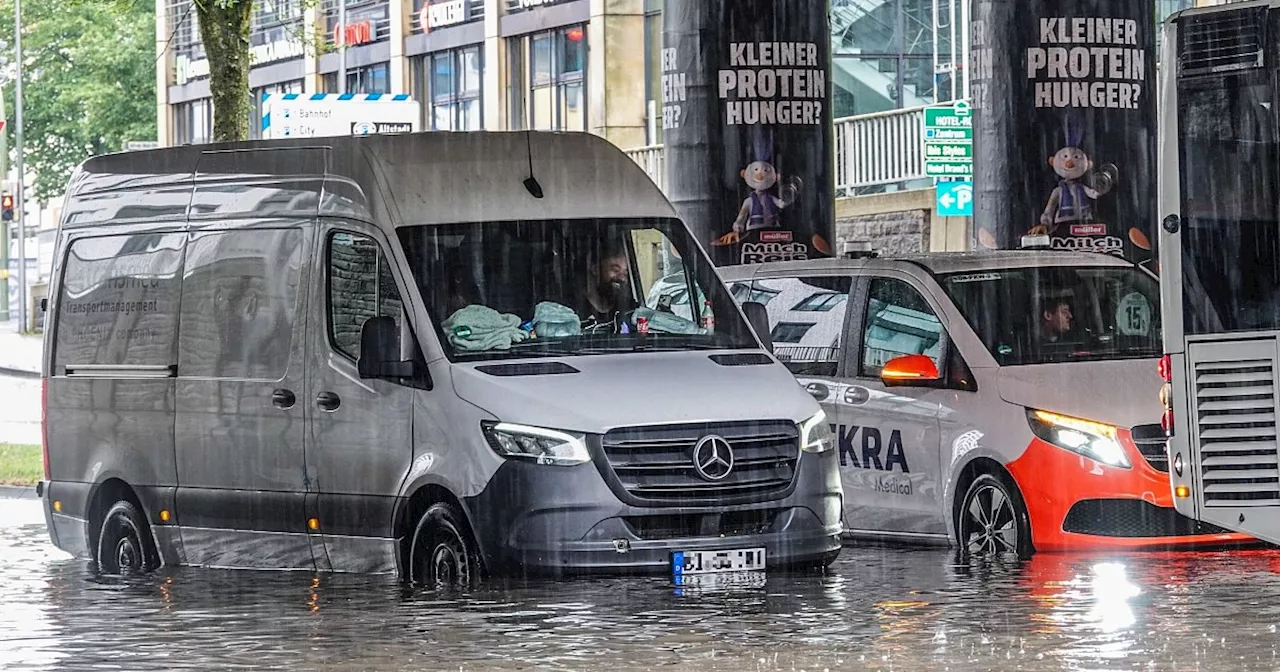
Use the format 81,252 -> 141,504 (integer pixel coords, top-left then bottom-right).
307,517 -> 320,531
1175,485 -> 1190,498
1159,383 -> 1172,409
159,509 -> 171,522
1158,354 -> 1172,383
52,500 -> 61,512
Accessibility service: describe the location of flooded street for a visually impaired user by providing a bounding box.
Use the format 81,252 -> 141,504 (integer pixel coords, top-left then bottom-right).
4,500 -> 1280,670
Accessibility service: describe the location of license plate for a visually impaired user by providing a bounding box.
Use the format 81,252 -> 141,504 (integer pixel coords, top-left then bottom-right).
674,570 -> 767,590
672,548 -> 766,578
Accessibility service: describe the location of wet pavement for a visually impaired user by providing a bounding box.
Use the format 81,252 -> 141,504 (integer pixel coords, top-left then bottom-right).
4,498 -> 1280,671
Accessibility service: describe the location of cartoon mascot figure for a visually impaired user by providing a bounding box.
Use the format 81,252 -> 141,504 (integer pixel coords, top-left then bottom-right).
1030,114 -> 1118,236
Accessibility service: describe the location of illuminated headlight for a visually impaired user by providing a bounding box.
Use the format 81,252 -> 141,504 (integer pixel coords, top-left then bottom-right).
482,422 -> 591,466
800,410 -> 835,453
1026,409 -> 1131,469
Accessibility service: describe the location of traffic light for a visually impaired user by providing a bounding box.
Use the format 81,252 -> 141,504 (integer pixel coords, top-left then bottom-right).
1,192 -> 12,222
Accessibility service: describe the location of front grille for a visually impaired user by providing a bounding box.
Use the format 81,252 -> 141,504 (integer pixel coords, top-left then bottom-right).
1193,359 -> 1280,506
623,509 -> 781,540
1131,424 -> 1169,473
1062,499 -> 1232,538
1178,7 -> 1266,77
601,421 -> 799,505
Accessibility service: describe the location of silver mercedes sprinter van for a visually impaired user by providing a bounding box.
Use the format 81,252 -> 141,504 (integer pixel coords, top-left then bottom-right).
39,131 -> 842,586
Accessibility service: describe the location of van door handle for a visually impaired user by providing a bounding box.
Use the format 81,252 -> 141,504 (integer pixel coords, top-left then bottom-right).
315,391 -> 342,412
844,386 -> 871,406
272,388 -> 296,409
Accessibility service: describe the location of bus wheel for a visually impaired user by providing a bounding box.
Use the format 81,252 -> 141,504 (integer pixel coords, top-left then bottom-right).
409,503 -> 481,590
957,474 -> 1032,562
96,501 -> 159,575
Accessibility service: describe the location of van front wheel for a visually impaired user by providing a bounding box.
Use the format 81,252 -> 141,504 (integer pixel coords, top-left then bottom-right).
96,501 -> 159,575
957,474 -> 1032,562
409,503 -> 481,590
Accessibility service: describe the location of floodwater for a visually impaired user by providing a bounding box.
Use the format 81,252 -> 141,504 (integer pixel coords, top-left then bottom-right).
4,498 -> 1280,671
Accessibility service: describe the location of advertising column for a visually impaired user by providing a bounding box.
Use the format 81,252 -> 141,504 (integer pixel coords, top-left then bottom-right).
661,0 -> 834,266
971,1 -> 1157,266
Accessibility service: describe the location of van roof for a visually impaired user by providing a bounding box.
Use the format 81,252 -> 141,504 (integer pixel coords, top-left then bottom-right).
718,250 -> 1136,280
61,131 -> 677,229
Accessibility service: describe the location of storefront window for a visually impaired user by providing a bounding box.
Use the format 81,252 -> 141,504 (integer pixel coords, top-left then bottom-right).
322,0 -> 391,48
413,46 -> 483,131
508,25 -> 587,132
172,98 -> 212,145
323,62 -> 390,94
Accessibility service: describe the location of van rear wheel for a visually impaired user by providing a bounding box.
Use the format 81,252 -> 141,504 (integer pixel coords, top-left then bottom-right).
957,474 -> 1032,562
409,503 -> 481,590
96,501 -> 159,575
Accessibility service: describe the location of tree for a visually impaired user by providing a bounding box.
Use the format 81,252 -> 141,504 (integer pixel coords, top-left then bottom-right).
194,0 -> 254,143
0,0 -> 156,203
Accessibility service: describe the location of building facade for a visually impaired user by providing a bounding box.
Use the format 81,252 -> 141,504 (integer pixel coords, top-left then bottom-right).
156,0 -> 651,148
156,1 -> 1202,150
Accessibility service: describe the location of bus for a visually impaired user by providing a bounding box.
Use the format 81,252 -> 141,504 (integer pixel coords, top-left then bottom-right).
1161,1 -> 1280,544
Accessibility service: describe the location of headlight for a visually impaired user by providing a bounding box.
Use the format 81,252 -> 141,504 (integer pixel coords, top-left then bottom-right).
800,410 -> 835,453
482,422 -> 591,466
1026,409 -> 1130,469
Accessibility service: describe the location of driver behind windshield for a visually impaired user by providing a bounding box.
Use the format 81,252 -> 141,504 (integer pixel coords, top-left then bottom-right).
1038,296 -> 1075,344
578,240 -> 634,332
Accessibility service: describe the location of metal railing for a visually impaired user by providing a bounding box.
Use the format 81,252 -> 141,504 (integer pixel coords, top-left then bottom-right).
623,102 -> 945,196
626,145 -> 666,193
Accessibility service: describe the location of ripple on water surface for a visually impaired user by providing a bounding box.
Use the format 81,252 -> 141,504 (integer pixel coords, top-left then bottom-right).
3,499 -> 1280,670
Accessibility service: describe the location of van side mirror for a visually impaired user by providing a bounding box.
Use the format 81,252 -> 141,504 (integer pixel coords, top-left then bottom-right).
881,354 -> 941,387
741,301 -> 773,353
358,316 -> 417,379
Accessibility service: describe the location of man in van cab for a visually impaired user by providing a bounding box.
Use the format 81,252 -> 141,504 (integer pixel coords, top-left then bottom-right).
578,240 -> 634,332
1038,295 -> 1075,344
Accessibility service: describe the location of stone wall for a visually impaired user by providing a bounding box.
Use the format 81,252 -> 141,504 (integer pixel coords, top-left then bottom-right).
836,209 -> 930,256
832,188 -> 972,255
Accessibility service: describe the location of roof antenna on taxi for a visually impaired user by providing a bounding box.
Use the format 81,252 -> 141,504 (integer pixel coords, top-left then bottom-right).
522,130 -> 544,199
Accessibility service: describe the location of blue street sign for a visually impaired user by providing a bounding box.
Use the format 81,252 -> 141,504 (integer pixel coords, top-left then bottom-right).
936,180 -> 974,217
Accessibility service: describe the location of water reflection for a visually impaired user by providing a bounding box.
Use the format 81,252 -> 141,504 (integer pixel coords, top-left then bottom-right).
5,500 -> 1280,670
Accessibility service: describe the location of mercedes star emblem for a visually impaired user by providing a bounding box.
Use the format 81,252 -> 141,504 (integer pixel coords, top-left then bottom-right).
693,435 -> 734,481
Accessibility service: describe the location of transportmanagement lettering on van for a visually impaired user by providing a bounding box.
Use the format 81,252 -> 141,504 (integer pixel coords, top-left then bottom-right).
64,299 -> 160,316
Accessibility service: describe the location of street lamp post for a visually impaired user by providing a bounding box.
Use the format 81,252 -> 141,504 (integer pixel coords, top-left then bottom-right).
14,0 -> 25,333
338,0 -> 347,92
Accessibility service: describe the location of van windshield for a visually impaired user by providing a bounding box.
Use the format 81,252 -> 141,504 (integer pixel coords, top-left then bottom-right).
938,265 -> 1162,366
398,218 -> 758,361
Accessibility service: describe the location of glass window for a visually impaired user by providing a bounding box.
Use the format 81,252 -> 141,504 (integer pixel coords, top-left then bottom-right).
510,26 -> 588,132
461,48 -> 482,94
1177,72 -> 1280,335
735,276 -> 851,376
324,62 -> 390,94
328,232 -> 403,361
178,229 -> 305,380
397,218 -> 756,361
772,322 -> 815,344
532,34 -> 553,86
432,54 -> 454,102
55,233 -> 186,368
793,292 -> 848,312
418,46 -> 484,132
728,281 -> 781,306
939,266 -> 1162,366
861,278 -> 943,377
632,229 -> 711,325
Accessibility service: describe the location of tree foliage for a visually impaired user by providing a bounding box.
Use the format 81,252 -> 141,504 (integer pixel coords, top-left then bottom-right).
0,0 -> 156,203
